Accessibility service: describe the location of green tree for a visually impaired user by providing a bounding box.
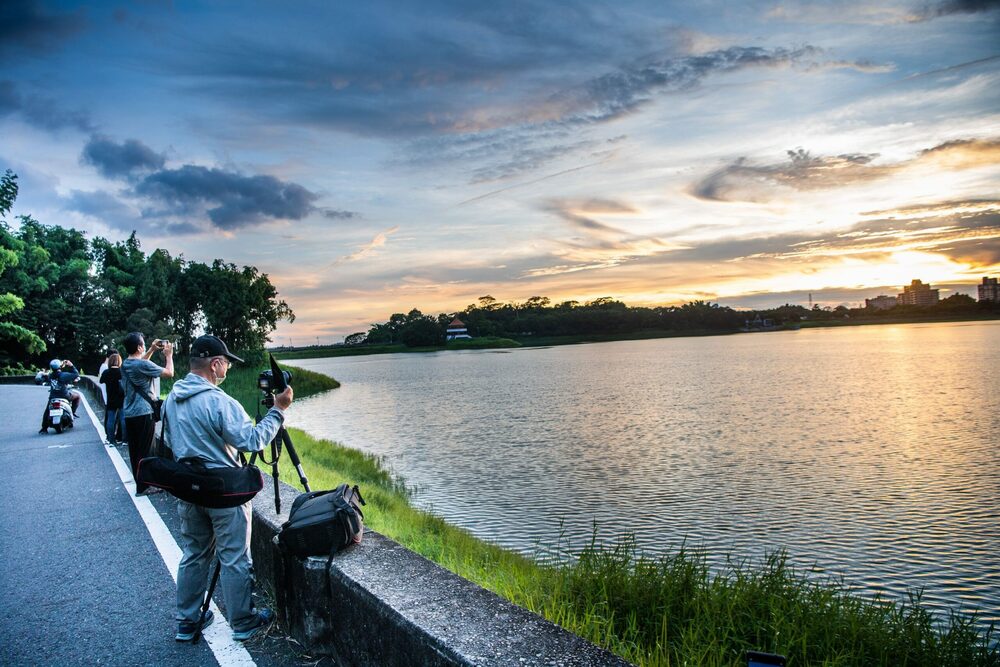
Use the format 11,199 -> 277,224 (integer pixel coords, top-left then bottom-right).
199,260 -> 294,351
400,317 -> 442,347
0,171 -> 47,368
344,332 -> 367,346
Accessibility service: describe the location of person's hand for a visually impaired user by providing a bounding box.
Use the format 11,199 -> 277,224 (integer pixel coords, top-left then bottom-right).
274,386 -> 293,411
162,340 -> 173,356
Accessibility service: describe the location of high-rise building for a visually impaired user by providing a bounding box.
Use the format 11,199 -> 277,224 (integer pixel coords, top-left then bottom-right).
865,295 -> 897,310
979,277 -> 999,303
897,279 -> 939,306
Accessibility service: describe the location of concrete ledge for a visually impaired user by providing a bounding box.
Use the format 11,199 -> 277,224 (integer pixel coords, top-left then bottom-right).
249,481 -> 631,666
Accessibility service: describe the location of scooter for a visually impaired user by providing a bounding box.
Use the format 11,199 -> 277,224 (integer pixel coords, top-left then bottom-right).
44,396 -> 75,434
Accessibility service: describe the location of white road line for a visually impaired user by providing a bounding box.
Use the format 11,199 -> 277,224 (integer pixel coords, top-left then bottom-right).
81,394 -> 257,667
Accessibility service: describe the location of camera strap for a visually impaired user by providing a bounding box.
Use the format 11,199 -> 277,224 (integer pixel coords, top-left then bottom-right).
125,370 -> 159,409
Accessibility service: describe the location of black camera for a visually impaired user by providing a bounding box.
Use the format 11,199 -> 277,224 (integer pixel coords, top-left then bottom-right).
258,368 -> 293,393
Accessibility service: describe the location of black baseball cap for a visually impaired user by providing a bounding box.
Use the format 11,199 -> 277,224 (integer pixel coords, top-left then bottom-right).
190,335 -> 244,363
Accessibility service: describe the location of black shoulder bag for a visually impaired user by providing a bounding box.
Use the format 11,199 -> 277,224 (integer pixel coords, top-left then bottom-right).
136,405 -> 264,508
126,370 -> 163,423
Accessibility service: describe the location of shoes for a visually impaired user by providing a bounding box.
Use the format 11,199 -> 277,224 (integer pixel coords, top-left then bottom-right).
136,487 -> 164,497
232,609 -> 274,642
175,610 -> 214,642
38,428 -> 46,434
72,412 -> 79,418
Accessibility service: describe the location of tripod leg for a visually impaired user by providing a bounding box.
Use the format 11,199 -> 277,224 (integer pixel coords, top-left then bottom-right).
271,438 -> 281,515
192,560 -> 221,645
280,427 -> 311,493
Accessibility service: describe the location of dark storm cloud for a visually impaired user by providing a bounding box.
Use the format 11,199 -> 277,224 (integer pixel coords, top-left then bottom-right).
0,0 -> 85,57
81,135 -> 167,179
135,165 -> 320,229
690,138 -> 1000,203
0,80 -> 93,132
914,0 -> 1000,19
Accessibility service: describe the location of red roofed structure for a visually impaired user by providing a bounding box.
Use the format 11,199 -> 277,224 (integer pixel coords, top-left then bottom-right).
446,318 -> 472,341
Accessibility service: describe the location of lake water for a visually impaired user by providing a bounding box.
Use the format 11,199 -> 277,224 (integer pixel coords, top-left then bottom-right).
286,321 -> 1000,625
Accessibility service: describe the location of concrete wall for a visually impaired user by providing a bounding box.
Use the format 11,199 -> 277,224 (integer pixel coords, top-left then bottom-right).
250,481 -> 632,666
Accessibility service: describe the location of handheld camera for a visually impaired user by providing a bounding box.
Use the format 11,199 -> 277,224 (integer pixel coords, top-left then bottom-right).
258,354 -> 292,406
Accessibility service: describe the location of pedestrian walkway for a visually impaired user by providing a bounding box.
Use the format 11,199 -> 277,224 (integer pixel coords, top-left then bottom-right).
0,384 -> 274,666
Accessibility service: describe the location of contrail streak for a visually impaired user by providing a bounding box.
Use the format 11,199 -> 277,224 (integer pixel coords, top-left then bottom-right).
457,155 -> 614,207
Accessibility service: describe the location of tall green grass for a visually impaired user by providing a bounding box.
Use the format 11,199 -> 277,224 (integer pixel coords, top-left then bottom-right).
266,428 -> 997,667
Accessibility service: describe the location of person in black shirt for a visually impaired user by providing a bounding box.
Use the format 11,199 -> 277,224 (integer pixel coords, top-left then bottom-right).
100,352 -> 126,445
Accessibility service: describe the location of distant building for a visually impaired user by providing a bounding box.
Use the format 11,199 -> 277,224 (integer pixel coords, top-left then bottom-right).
898,279 -> 939,306
979,276 -> 999,303
446,318 -> 472,341
865,295 -> 897,310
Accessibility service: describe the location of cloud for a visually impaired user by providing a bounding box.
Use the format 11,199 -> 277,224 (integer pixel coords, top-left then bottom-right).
0,0 -> 85,57
0,80 -> 93,132
168,20 -> 888,184
526,198 -> 682,276
518,197 -> 1000,283
690,138 -> 1000,202
135,165 -> 320,229
913,0 -> 1000,20
323,209 -> 359,220
686,201 -> 1000,266
62,189 -> 137,231
334,226 -> 400,264
536,45 -> 883,128
81,135 -> 167,179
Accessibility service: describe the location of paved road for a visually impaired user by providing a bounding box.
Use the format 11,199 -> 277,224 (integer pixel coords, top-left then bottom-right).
0,384 -> 320,667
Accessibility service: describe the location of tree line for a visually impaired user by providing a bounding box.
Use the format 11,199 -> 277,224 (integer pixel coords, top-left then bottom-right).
0,170 -> 293,373
354,291 -> 999,348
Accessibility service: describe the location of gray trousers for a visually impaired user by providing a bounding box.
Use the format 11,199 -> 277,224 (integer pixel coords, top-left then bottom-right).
176,500 -> 257,631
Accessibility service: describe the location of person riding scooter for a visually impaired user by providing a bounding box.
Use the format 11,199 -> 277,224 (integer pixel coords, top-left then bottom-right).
39,359 -> 81,434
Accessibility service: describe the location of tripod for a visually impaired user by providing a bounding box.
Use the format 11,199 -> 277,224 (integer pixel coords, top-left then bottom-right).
251,394 -> 312,514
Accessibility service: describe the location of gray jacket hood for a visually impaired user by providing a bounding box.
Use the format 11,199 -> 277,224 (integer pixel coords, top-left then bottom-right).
170,372 -> 221,401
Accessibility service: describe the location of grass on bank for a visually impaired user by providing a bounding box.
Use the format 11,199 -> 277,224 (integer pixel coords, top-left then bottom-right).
264,428 -> 997,667
159,358 -> 340,403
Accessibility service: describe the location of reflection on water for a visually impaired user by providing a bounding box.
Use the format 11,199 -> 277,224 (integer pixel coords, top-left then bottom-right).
287,321 -> 1000,625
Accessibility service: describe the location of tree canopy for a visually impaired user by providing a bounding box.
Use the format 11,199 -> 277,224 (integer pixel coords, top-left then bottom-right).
359,290 -> 999,349
0,170 -> 294,371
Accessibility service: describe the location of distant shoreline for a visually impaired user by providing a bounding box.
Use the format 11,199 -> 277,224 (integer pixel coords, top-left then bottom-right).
272,313 -> 1000,360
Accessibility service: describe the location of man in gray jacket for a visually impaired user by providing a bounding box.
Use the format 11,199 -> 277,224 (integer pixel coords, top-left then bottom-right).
164,334 -> 293,642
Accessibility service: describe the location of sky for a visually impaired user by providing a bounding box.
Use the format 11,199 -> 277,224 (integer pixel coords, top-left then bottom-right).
2,0 -> 998,343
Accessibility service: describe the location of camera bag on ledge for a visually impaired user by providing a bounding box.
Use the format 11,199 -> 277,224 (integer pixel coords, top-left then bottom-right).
137,457 -> 264,508
278,483 -> 366,558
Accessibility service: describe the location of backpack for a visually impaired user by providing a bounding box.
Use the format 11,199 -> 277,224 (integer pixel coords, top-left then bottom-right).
278,484 -> 366,558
